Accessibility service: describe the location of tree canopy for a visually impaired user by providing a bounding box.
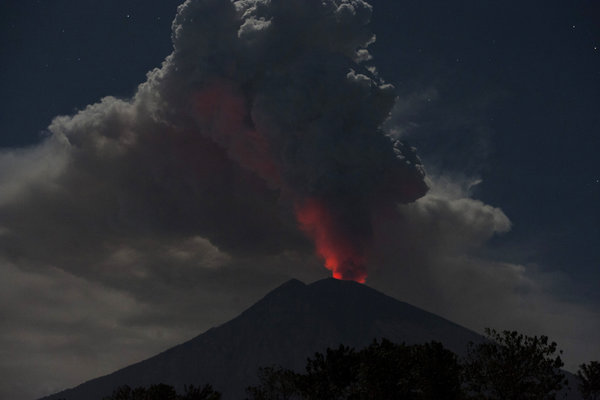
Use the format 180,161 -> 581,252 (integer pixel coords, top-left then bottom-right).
101,328 -> 580,400
578,361 -> 600,400
246,339 -> 462,400
462,328 -> 567,400
247,329 -> 570,400
102,383 -> 220,400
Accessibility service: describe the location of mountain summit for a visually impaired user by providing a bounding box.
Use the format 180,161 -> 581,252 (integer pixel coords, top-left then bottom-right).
41,278 -> 485,399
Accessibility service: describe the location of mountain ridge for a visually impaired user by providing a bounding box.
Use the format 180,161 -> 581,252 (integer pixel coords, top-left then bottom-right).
40,278 -> 578,399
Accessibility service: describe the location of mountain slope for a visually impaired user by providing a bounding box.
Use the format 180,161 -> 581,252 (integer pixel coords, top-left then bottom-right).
37,278 -> 537,399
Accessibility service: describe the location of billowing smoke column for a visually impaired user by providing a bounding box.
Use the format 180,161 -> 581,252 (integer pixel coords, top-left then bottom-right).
161,0 -> 428,281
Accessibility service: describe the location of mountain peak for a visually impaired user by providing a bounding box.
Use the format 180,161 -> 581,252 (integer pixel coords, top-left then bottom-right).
273,277 -> 307,292
41,278 -> 485,400
309,276 -> 362,287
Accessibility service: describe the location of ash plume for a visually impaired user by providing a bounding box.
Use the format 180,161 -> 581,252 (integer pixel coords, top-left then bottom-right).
0,0 -> 427,284
159,0 -> 429,280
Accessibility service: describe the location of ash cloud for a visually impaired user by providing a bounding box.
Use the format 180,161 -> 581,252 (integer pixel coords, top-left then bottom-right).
162,0 -> 429,276
1,0 -> 427,282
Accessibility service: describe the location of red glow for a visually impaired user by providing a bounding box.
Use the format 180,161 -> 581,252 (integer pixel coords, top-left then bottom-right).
193,81 -> 280,186
295,198 -> 367,283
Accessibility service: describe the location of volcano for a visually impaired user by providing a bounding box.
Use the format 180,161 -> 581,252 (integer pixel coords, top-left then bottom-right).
38,278 -> 577,399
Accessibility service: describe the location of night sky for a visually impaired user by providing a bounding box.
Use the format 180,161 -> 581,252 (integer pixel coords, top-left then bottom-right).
1,1 -> 599,399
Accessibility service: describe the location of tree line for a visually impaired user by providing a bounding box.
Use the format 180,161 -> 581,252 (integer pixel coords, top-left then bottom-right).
100,329 -> 600,400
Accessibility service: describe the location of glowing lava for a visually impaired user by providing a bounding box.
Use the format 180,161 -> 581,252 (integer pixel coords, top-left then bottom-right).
295,198 -> 367,283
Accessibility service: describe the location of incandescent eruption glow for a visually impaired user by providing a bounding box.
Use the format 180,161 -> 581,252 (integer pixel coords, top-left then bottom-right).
295,198 -> 367,283
192,81 -> 281,187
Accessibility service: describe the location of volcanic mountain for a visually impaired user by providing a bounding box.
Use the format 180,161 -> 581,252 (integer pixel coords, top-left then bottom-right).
39,278 -> 575,399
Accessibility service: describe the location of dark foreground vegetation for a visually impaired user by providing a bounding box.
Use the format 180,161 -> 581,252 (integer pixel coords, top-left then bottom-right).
101,384 -> 220,400
100,329 -> 599,400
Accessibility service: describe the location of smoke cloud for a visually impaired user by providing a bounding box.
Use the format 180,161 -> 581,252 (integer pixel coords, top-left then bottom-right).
1,0 -> 427,282
164,0 -> 429,279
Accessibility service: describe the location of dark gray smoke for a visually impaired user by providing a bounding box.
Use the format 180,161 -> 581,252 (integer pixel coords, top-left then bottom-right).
154,0 -> 429,279
0,0 -> 427,283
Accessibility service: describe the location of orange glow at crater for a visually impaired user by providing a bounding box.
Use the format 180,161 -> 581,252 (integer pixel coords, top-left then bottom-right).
295,198 -> 367,283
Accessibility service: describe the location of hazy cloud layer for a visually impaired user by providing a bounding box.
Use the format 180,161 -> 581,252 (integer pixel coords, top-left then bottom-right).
0,0 -> 598,399
367,176 -> 600,372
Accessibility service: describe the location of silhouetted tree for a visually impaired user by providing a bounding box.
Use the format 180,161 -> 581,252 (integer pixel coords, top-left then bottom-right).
146,383 -> 178,400
578,361 -> 600,400
408,341 -> 463,399
103,383 -> 220,400
246,339 -> 463,400
297,344 -> 361,399
103,385 -> 133,400
354,340 -> 462,399
246,366 -> 300,400
180,384 -> 221,400
463,328 -> 567,400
